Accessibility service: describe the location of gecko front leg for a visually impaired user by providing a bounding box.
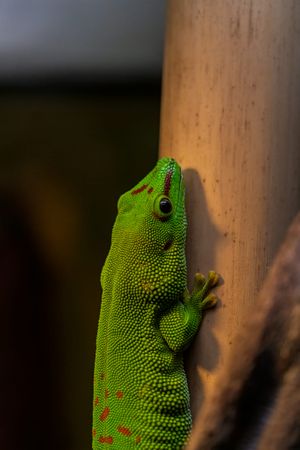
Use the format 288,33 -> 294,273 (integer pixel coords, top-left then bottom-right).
159,271 -> 219,353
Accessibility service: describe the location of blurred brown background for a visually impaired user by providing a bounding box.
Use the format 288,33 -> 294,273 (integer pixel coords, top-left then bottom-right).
0,2 -> 165,449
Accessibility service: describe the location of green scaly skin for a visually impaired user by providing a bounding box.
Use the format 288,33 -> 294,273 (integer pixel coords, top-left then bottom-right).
92,157 -> 218,449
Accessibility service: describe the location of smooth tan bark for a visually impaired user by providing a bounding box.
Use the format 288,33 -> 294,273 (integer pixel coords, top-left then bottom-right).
160,0 -> 300,418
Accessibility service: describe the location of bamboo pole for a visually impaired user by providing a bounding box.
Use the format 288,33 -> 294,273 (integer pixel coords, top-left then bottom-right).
187,212 -> 300,449
160,0 -> 300,418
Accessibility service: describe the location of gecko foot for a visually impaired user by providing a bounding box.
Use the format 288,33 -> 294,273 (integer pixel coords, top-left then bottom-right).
191,270 -> 219,309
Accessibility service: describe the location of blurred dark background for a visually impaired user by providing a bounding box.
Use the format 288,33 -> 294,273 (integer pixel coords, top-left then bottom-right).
0,2 -> 165,449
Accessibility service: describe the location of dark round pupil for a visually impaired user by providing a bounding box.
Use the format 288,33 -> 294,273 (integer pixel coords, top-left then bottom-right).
159,197 -> 172,214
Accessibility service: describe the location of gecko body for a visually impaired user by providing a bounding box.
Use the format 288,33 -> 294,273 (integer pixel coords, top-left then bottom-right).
93,157 -> 218,449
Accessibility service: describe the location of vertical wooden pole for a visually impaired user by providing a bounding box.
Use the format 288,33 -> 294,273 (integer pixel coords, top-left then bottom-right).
160,0 -> 300,417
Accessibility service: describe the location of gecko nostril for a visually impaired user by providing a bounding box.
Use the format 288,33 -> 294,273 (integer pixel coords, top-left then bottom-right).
163,240 -> 173,251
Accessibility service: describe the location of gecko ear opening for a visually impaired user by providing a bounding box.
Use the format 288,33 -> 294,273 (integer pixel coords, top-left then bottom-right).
163,240 -> 173,251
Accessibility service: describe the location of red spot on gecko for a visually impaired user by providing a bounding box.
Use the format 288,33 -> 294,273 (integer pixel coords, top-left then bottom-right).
99,406 -> 110,421
164,169 -> 173,196
131,184 -> 148,195
164,170 -> 173,195
117,426 -> 132,437
94,396 -> 99,407
92,429 -> 96,438
147,187 -> 153,194
105,388 -> 109,399
98,436 -> 113,444
116,390 -> 123,399
136,436 -> 141,444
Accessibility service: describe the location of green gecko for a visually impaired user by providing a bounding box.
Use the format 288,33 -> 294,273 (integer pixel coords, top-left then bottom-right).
92,157 -> 218,449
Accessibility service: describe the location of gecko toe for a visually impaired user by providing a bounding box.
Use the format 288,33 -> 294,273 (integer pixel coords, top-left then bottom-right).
208,271 -> 219,287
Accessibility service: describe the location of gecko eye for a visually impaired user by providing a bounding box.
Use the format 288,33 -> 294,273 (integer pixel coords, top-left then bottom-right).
159,198 -> 172,214
153,195 -> 173,219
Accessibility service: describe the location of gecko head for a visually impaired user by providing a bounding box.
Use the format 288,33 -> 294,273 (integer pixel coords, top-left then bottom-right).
111,157 -> 187,302
117,157 -> 186,245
